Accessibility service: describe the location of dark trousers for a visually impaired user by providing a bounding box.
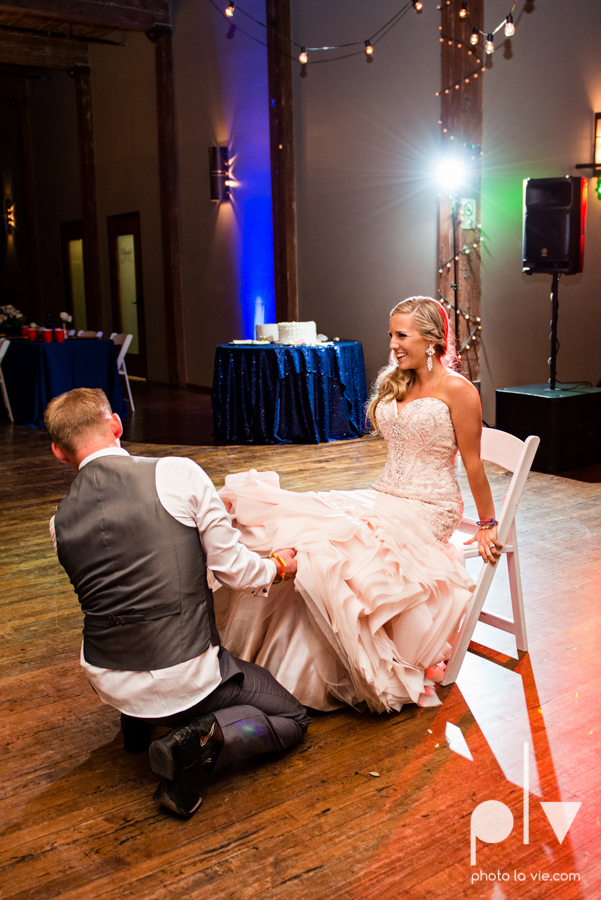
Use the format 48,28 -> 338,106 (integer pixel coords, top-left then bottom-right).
121,648 -> 311,768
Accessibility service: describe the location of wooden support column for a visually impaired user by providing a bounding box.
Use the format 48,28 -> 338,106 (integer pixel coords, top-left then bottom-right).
146,23 -> 187,386
0,77 -> 43,321
18,88 -> 44,322
68,64 -> 103,331
266,0 -> 298,322
439,0 -> 483,384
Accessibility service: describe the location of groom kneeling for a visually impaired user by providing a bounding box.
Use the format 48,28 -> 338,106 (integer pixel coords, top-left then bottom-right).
45,388 -> 310,818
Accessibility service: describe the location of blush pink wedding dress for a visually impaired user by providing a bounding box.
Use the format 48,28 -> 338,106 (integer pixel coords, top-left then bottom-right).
214,397 -> 475,713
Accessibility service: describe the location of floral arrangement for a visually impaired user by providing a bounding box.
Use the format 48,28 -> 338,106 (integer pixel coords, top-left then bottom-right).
60,312 -> 72,326
0,304 -> 27,334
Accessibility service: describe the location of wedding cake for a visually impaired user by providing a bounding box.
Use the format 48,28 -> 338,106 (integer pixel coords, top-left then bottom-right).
256,323 -> 279,341
277,321 -> 317,344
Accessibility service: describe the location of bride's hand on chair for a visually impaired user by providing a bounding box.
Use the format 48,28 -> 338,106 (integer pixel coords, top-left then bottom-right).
464,527 -> 502,565
270,548 -> 297,581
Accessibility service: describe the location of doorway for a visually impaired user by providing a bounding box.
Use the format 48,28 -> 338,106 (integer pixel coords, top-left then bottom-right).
60,220 -> 87,332
107,212 -> 146,378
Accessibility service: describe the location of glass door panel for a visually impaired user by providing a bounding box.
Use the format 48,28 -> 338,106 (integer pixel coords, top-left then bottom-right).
67,238 -> 87,331
116,234 -> 139,354
107,213 -> 146,377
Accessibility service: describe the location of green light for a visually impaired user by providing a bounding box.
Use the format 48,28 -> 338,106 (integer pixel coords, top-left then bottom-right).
596,178 -> 601,200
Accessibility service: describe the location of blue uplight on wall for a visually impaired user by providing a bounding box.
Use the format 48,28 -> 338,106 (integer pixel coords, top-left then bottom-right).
212,0 -> 276,339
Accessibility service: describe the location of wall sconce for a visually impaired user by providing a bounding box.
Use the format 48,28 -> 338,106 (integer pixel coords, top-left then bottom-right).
209,146 -> 230,201
575,113 -> 601,198
4,199 -> 15,234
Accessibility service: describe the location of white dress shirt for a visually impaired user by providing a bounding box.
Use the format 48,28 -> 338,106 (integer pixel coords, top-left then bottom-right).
50,447 -> 277,717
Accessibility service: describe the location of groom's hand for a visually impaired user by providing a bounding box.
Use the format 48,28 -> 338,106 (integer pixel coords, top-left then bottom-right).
274,548 -> 297,580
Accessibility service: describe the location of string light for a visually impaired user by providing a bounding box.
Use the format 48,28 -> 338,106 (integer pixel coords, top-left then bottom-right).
438,232 -> 483,271
457,3 -> 517,55
438,292 -> 482,355
437,120 -> 482,156
217,2 -> 421,63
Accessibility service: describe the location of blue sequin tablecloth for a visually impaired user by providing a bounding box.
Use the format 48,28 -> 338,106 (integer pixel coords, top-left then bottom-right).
3,339 -> 126,427
212,340 -> 369,443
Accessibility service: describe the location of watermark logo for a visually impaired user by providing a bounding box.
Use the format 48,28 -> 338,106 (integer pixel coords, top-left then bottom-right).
470,742 -> 581,865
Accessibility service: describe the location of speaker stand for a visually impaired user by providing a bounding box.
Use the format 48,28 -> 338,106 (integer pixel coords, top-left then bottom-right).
549,273 -> 559,390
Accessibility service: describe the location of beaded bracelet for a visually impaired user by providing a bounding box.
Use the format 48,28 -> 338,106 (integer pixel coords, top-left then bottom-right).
269,552 -> 287,584
476,518 -> 499,530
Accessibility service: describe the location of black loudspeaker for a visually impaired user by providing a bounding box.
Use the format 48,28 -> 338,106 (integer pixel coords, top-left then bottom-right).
522,176 -> 587,275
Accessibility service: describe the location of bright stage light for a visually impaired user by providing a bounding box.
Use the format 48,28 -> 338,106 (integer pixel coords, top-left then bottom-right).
436,158 -> 466,192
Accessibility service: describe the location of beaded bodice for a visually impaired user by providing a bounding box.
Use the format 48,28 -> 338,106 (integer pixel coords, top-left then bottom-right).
372,397 -> 463,542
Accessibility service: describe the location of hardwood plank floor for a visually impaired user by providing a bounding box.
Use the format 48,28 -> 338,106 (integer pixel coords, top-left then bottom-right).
1,383 -> 599,899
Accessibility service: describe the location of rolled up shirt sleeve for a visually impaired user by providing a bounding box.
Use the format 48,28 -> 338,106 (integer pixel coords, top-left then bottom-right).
49,515 -> 57,552
155,457 -> 277,591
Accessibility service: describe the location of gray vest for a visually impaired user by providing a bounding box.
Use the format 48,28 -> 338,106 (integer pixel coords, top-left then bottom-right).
54,455 -> 219,671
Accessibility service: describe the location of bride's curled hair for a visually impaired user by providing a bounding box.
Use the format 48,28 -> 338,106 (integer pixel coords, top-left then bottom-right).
367,296 -> 458,432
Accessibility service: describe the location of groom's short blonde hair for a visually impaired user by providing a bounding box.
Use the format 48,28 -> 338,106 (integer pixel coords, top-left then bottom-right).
44,388 -> 113,453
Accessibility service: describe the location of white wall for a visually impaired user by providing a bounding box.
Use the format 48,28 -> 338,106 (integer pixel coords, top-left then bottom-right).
90,34 -> 168,383
481,0 -> 601,422
291,1 -> 442,386
172,0 -> 274,388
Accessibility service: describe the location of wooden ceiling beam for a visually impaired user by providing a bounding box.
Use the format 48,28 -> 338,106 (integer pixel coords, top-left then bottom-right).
0,0 -> 170,32
0,29 -> 88,66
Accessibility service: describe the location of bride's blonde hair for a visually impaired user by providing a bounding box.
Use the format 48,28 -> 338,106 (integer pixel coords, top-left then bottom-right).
367,296 -> 458,432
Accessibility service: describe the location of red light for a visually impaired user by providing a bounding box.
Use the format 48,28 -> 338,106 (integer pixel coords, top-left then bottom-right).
580,177 -> 587,271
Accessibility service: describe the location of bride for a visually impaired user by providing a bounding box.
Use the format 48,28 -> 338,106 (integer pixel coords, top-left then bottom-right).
213,297 -> 501,713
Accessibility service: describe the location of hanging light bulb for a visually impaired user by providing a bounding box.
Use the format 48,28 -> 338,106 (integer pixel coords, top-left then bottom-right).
364,40 -> 373,56
504,14 -> 515,37
225,2 -> 235,17
299,47 -> 308,64
470,27 -> 479,45
413,0 -> 423,12
485,33 -> 494,54
459,2 -> 468,18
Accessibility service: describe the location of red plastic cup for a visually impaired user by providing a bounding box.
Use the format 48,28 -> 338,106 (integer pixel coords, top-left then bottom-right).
21,324 -> 29,337
27,327 -> 37,341
55,329 -> 65,343
42,328 -> 52,343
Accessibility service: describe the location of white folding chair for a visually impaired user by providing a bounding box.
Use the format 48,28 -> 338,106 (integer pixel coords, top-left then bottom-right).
110,333 -> 135,410
0,338 -> 14,422
442,428 -> 540,685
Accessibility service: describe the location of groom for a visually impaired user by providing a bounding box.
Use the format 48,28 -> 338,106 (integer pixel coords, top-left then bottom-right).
45,388 -> 310,818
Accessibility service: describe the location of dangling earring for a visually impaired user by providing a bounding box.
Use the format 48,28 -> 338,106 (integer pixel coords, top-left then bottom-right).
426,344 -> 435,372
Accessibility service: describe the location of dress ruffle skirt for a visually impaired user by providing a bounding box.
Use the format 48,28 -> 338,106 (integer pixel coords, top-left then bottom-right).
214,470 -> 475,713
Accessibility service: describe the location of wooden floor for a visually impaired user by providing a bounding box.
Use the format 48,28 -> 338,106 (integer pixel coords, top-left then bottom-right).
1,383 -> 600,899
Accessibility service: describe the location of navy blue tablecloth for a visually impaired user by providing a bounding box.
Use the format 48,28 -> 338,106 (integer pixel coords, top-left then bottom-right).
212,341 -> 368,443
3,339 -> 127,427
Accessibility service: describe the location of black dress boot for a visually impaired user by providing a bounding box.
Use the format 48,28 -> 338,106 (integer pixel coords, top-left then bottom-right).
149,714 -> 224,817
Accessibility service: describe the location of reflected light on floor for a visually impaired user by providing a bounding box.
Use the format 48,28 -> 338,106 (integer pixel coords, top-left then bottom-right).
457,652 -> 542,796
